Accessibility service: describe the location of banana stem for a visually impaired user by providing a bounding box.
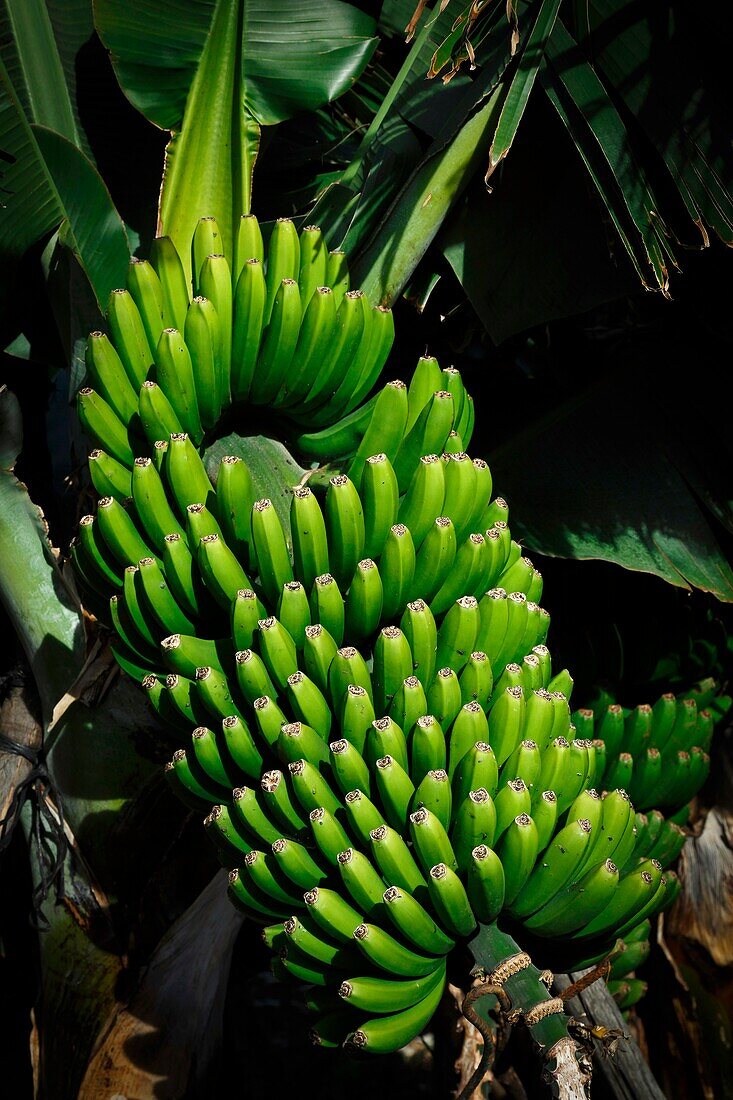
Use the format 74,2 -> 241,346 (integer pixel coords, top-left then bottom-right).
465,923 -> 590,1100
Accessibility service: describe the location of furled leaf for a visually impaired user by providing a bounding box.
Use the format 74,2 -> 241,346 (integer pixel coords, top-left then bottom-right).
94,0 -> 378,275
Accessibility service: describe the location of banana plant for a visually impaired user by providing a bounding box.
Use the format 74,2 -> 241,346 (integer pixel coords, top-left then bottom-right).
68,212 -> 723,1096
0,2 -> 730,1096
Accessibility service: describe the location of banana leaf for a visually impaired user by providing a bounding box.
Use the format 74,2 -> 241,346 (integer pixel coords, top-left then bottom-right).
0,5 -> 129,313
402,0 -> 733,305
94,0 -> 378,276
0,387 -> 84,721
0,0 -> 93,154
487,362 -> 733,601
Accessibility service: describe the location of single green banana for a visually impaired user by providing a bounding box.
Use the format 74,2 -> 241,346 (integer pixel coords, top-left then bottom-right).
264,217 -> 300,322
329,646 -> 373,711
466,844 -> 505,923
374,755 -> 415,830
400,599 -> 438,689
389,676 -> 428,739
369,823 -> 428,898
325,474 -> 365,590
398,454 -> 446,550
191,216 -> 223,290
277,583 -> 311,649
198,252 -> 232,403
149,235 -> 190,332
258,616 -> 299,693
459,651 -> 493,710
309,806 -> 352,864
231,257 -> 267,400
360,452 -> 400,563
88,448 -> 132,501
338,960 -> 445,1014
342,789 -> 383,846
451,789 -> 497,871
339,684 -> 375,755
77,388 -> 134,467
185,294 -> 222,429
336,847 -> 388,919
164,432 -> 216,516
351,922 -> 439,979
271,836 -> 326,889
234,213 -> 264,279
290,487 -> 329,593
234,648 -> 277,705
329,739 -> 371,798
309,575 -> 345,649
85,330 -> 138,422
452,741 -> 499,806
487,686 -> 526,766
287,671 -> 331,740
107,287 -> 153,389
251,498 -> 294,605
216,455 -> 255,567
531,789 -> 559,852
379,523 -> 416,621
409,715 -> 446,787
96,495 -> 155,567
348,382 -> 409,490
496,813 -> 539,904
409,807 -> 456,875
365,716 -> 408,774
427,862 -> 476,938
412,517 -> 456,606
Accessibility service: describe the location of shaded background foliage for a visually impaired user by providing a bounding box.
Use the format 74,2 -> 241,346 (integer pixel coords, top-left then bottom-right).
0,0 -> 731,1096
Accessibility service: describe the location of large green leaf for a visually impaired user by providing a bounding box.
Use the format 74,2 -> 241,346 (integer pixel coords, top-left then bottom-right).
0,387 -> 84,721
404,0 -> 733,303
94,0 -> 378,275
0,61 -> 129,309
487,368 -> 733,601
0,0 -> 94,154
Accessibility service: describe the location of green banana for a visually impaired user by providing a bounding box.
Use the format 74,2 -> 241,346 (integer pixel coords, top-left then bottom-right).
150,235 -> 190,332
466,844 -> 505,923
306,575 -> 343,649
231,257 -> 267,400
379,523 -> 416,620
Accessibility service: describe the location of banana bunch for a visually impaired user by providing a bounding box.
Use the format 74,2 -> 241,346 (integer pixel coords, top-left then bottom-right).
159,642 -> 680,1052
72,342 -> 546,682
573,692 -> 714,813
77,214 -> 399,464
71,219 -> 697,1071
